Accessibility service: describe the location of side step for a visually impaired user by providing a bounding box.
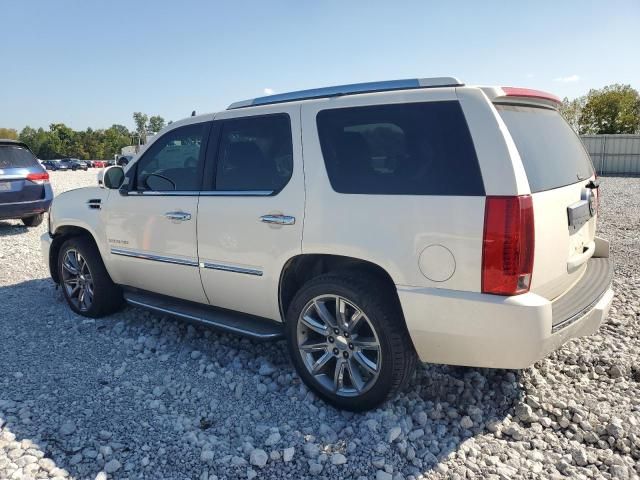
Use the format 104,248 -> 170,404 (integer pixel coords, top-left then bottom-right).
122,288 -> 284,341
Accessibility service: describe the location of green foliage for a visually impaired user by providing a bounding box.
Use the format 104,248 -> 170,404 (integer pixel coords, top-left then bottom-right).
0,128 -> 19,139
18,123 -> 133,160
148,115 -> 166,134
579,84 -> 640,134
560,84 -> 640,135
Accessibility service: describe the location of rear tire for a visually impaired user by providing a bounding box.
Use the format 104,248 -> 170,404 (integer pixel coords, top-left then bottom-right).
285,273 -> 417,411
22,214 -> 44,227
58,236 -> 124,318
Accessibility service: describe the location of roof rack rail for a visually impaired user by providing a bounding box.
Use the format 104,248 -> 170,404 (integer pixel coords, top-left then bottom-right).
227,77 -> 463,110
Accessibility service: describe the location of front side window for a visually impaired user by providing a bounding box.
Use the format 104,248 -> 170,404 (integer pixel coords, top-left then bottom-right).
135,123 -> 208,191
215,114 -> 292,192
316,101 -> 484,195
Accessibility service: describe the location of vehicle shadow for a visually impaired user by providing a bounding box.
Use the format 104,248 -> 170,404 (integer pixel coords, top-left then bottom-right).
0,220 -> 29,236
0,278 -> 522,479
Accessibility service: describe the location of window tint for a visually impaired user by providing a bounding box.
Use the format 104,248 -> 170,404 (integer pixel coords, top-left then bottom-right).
316,101 -> 484,195
215,114 -> 292,192
496,105 -> 594,192
135,123 -> 208,191
0,146 -> 39,169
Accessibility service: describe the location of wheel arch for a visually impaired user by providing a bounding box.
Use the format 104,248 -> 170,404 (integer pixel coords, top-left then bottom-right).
49,225 -> 101,284
278,254 -> 402,321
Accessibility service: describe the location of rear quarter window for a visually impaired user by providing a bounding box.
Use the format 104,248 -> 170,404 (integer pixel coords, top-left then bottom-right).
496,105 -> 594,192
0,146 -> 39,169
316,101 -> 484,195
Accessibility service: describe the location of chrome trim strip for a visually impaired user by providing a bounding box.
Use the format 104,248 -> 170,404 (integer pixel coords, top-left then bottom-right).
200,190 -> 273,197
202,262 -> 263,276
110,248 -> 199,267
124,297 -> 282,339
124,190 -> 273,197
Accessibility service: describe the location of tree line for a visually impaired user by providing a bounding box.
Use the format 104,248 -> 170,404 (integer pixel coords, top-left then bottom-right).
559,84 -> 640,135
1,84 -> 638,159
0,113 -> 167,160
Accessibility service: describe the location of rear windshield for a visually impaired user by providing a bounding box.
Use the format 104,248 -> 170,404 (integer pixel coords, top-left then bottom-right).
0,145 -> 39,169
496,105 -> 594,192
316,101 -> 484,195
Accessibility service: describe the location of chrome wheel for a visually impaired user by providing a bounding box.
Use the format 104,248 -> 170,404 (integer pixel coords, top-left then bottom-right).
61,249 -> 94,312
297,295 -> 381,397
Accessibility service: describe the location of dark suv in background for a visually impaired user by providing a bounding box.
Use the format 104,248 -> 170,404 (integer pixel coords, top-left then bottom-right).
0,140 -> 53,227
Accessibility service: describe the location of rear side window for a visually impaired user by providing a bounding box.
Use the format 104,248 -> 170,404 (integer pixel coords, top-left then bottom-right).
316,101 -> 484,195
496,105 -> 594,192
0,146 -> 39,169
215,114 -> 293,192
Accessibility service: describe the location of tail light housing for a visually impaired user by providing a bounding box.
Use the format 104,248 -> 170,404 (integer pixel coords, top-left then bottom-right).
26,172 -> 50,184
482,195 -> 535,295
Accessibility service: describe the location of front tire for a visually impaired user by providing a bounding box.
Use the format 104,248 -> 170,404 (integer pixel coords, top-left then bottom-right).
58,236 -> 123,318
22,214 -> 44,227
286,273 -> 417,411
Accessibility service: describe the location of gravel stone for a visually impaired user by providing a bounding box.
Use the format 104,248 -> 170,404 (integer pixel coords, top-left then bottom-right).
249,449 -> 268,468
330,453 -> 347,465
283,447 -> 295,462
103,459 -> 121,474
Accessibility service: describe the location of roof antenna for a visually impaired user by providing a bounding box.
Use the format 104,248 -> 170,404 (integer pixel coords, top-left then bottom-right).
191,110 -> 196,117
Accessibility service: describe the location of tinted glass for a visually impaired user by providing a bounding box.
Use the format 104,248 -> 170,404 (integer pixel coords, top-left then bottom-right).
135,123 -> 208,191
0,146 -> 39,169
316,101 -> 484,195
215,114 -> 292,192
496,105 -> 594,192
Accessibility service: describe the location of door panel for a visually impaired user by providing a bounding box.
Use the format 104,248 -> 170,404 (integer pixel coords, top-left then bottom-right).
197,105 -> 304,321
105,194 -> 207,303
103,120 -> 212,303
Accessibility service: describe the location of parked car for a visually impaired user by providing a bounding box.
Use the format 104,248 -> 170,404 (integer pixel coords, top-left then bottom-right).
60,158 -> 89,171
91,160 -> 107,168
42,160 -> 69,171
1,139 -> 53,226
117,155 -> 134,167
41,77 -> 613,410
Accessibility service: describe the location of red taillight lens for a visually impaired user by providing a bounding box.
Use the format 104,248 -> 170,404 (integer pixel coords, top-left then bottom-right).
26,172 -> 50,184
482,195 -> 535,295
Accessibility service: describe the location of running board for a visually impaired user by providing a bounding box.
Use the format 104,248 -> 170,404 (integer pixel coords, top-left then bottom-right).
122,288 -> 284,341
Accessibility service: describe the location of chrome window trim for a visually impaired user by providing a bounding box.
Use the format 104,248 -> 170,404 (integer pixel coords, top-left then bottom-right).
201,262 -> 263,277
123,190 -> 273,197
110,248 -> 199,267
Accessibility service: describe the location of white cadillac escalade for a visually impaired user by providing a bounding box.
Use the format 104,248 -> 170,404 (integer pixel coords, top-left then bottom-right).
41,77 -> 614,410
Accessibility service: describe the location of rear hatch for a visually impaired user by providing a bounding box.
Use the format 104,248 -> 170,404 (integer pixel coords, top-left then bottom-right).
0,144 -> 48,204
495,102 -> 597,301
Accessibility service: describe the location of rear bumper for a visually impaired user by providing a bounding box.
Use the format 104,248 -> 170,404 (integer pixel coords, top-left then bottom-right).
398,256 -> 613,369
0,195 -> 52,220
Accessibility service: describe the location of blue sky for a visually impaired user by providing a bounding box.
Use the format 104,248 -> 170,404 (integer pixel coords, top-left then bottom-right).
1,0 -> 639,131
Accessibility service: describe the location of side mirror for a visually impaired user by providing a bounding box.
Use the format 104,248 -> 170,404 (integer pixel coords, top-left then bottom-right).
103,166 -> 125,189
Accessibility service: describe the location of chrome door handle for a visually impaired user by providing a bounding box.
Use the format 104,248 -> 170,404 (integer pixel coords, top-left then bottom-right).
260,214 -> 295,225
165,211 -> 192,221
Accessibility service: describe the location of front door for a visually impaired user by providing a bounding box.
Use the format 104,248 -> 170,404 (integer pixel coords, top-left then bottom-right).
104,120 -> 212,304
197,106 -> 304,321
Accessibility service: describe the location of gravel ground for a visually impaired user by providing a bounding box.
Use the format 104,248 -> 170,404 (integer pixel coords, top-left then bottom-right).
1,171 -> 639,480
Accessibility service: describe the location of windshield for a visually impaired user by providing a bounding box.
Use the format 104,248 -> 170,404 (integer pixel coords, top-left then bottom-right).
496,105 -> 594,192
0,145 -> 39,169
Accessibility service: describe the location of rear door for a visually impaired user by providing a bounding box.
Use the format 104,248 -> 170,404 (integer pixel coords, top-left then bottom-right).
196,106 -> 304,321
495,104 -> 597,300
0,144 -> 46,205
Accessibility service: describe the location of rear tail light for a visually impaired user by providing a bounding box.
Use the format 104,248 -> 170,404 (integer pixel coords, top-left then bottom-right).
26,172 -> 50,184
482,195 -> 535,295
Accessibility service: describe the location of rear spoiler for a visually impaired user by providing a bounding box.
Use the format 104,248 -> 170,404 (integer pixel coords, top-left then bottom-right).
480,86 -> 562,109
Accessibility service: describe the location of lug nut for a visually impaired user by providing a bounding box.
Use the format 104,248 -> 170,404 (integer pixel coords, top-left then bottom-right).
334,328 -> 339,335
342,351 -> 349,358
328,336 -> 334,343
333,348 -> 339,355
343,332 -> 349,338
348,343 -> 354,350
